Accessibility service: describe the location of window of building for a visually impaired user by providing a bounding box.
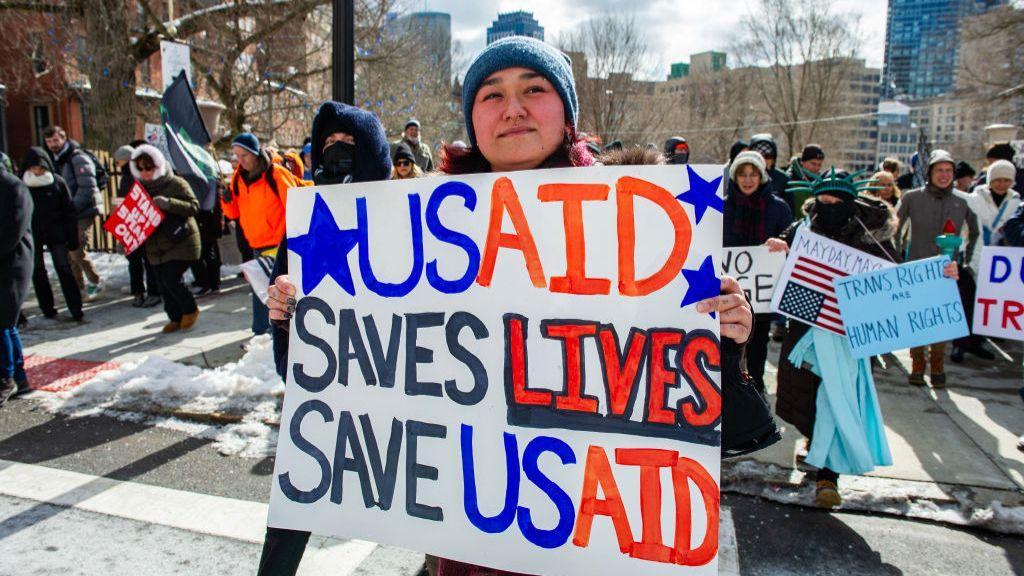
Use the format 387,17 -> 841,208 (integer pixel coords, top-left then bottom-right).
32,105 -> 51,146
31,37 -> 49,76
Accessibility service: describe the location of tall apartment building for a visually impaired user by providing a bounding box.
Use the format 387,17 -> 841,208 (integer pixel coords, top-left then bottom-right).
486,11 -> 544,45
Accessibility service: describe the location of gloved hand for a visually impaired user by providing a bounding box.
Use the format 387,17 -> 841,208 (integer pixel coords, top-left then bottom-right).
153,196 -> 171,210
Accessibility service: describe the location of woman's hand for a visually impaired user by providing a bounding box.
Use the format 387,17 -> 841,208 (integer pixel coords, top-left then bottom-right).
764,238 -> 788,253
697,276 -> 752,344
267,274 -> 298,321
152,196 -> 170,210
942,261 -> 959,281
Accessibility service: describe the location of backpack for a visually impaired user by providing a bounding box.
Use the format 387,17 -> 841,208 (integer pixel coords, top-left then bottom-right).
76,148 -> 110,190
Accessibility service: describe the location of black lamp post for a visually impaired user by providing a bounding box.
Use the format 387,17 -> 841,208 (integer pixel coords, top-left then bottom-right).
332,0 -> 355,105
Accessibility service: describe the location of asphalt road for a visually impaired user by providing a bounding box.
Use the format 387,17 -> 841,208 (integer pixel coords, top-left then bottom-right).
1,397 -> 1022,576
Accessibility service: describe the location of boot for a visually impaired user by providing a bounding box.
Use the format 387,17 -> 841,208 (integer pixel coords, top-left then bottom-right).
815,480 -> 841,508
909,347 -> 927,386
0,377 -> 16,408
180,309 -> 200,331
162,321 -> 181,334
14,378 -> 31,396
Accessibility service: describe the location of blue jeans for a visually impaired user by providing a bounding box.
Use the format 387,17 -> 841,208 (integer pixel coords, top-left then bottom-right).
252,292 -> 270,335
0,327 -> 26,381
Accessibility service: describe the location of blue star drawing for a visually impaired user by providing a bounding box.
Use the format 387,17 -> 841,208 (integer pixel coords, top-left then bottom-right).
676,165 -> 723,224
288,194 -> 360,295
680,255 -> 721,318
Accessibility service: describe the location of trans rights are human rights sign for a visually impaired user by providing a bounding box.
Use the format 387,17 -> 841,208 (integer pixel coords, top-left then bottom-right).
267,165 -> 725,576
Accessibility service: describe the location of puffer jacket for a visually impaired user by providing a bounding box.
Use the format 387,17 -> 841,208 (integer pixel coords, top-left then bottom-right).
896,183 -> 979,263
51,139 -> 101,219
723,179 -> 794,247
0,171 -> 34,329
21,147 -> 78,248
775,195 -> 898,437
141,173 -> 200,265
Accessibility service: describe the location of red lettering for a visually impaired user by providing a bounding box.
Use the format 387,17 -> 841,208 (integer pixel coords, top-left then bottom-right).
506,315 -> 552,407
1003,300 -> 1024,330
978,297 -> 998,325
617,177 -> 692,296
573,446 -> 633,553
671,457 -> 720,566
543,322 -> 600,413
477,177 -> 546,288
680,334 -> 722,427
647,330 -> 683,425
598,327 -> 647,417
616,448 -> 678,563
538,183 -> 611,295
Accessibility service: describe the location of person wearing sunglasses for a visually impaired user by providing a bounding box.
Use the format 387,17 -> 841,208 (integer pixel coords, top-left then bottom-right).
391,142 -> 423,180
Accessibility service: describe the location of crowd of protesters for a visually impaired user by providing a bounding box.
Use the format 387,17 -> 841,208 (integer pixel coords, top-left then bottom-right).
0,34 -> 1022,576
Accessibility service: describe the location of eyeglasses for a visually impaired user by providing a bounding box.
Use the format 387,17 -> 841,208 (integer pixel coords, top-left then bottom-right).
396,160 -> 413,167
137,164 -> 156,172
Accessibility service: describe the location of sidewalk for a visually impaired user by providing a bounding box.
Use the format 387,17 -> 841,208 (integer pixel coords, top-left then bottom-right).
17,247 -> 1024,535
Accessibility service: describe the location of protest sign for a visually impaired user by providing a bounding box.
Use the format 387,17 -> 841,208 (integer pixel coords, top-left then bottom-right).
770,227 -> 894,335
102,182 -> 163,255
268,165 -> 725,576
241,256 -> 275,305
834,256 -> 968,358
973,246 -> 1024,341
722,246 -> 786,314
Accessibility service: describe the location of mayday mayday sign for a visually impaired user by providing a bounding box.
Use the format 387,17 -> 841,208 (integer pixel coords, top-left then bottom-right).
770,227 -> 894,335
103,182 -> 163,255
267,166 -> 725,576
973,246 -> 1024,341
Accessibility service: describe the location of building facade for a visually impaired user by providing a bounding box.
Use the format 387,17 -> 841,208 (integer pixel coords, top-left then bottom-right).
486,11 -> 544,45
876,100 -> 921,168
882,0 -> 1007,100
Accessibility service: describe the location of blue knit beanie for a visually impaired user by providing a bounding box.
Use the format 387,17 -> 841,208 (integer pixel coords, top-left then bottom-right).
231,133 -> 260,156
461,37 -> 578,147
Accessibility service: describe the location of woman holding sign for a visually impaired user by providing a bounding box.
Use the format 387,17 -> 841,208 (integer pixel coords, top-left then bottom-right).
775,170 -> 957,509
723,150 -> 793,393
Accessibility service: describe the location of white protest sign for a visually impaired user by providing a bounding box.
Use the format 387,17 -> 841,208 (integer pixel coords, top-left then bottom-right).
269,165 -> 726,576
144,123 -> 171,161
770,228 -> 894,335
722,246 -> 786,314
241,256 -> 275,305
973,246 -> 1024,341
160,40 -> 192,91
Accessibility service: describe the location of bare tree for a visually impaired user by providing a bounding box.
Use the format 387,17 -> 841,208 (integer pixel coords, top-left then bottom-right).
730,0 -> 863,159
557,13 -> 661,144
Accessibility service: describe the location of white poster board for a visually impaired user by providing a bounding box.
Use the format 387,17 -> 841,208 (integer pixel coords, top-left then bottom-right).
160,40 -> 192,90
268,165 -> 727,575
722,246 -> 786,314
770,228 -> 894,335
143,123 -> 171,162
973,246 -> 1024,341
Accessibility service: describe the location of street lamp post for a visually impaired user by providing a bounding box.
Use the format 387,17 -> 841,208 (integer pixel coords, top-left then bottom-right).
332,0 -> 355,105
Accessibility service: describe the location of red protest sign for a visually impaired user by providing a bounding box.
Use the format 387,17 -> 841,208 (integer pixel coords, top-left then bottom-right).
103,182 -> 164,255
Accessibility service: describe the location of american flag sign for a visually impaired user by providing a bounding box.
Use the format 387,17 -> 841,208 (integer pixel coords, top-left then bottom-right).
771,227 -> 894,336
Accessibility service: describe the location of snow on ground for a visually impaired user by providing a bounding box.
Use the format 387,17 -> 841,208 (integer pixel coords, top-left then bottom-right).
40,335 -> 282,458
723,459 -> 1024,536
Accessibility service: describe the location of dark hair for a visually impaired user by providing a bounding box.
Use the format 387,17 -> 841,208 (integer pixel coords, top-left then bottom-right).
881,157 -> 901,172
134,153 -> 155,168
438,124 -> 594,175
43,126 -> 66,139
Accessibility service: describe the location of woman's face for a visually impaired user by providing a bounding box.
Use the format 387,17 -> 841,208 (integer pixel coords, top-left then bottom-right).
471,67 -> 567,172
873,173 -> 896,200
990,177 -> 1012,195
28,166 -> 46,176
396,158 -> 413,177
735,164 -> 761,195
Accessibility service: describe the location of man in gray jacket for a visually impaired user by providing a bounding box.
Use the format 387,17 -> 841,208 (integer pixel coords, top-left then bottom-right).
44,126 -> 103,298
896,149 -> 979,388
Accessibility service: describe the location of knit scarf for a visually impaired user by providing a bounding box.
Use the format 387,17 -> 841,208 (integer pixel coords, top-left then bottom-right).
728,183 -> 767,244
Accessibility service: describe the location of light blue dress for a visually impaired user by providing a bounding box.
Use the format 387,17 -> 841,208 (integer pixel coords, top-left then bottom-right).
788,328 -> 893,475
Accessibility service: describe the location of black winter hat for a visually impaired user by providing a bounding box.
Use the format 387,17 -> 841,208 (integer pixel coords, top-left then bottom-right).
729,140 -> 749,163
20,146 -> 55,176
987,143 -> 1015,162
954,161 -> 976,180
749,135 -> 777,159
801,144 -> 825,162
393,143 -> 415,164
310,101 -> 392,183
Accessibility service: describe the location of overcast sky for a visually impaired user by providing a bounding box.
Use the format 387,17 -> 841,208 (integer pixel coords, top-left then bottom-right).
417,0 -> 890,78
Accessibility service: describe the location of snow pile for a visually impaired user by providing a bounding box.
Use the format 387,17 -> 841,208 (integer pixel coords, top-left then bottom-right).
42,335 -> 283,458
723,459 -> 1024,535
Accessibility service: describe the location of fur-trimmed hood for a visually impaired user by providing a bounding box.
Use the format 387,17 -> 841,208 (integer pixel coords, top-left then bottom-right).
129,143 -> 170,182
597,146 -> 665,166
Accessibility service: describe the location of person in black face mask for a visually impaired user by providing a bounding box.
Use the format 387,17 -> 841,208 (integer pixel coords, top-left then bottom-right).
663,136 -> 690,165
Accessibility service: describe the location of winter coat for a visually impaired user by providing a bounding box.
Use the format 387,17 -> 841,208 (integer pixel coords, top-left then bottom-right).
391,136 -> 434,173
768,167 -> 793,212
21,147 -> 78,248
775,195 -> 899,438
956,185 -> 1021,272
723,179 -> 793,248
0,171 -> 34,329
896,183 -> 979,262
118,164 -> 136,198
51,139 -> 101,220
142,174 -> 201,266
221,152 -> 299,251
1003,203 -> 1024,247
